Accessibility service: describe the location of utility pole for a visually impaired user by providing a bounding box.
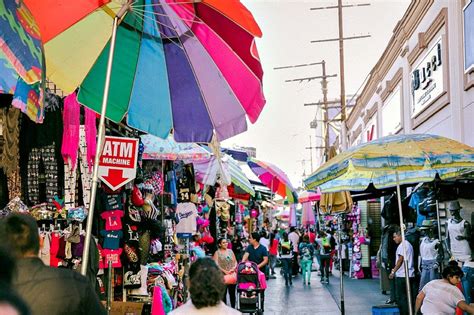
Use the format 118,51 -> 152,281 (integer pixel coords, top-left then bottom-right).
275,61 -> 337,165
310,2 -> 371,151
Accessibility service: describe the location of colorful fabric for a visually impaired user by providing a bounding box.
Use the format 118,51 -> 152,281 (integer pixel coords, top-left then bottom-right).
61,92 -> 80,170
11,77 -> 43,123
64,126 -> 93,210
0,0 -> 42,84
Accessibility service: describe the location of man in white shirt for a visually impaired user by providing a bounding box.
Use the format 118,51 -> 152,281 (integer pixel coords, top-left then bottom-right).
389,231 -> 415,315
288,227 -> 300,276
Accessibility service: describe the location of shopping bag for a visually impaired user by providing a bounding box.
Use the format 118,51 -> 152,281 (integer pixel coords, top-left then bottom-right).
224,272 -> 237,285
258,270 -> 267,289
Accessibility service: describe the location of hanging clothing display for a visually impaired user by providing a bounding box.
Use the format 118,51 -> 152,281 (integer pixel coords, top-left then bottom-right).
0,107 -> 20,175
418,237 -> 440,291
64,126 -> 93,209
27,144 -> 59,209
175,203 -> 198,237
447,218 -> 472,262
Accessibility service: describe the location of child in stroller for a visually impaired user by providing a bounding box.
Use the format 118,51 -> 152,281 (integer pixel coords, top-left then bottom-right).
236,261 -> 265,315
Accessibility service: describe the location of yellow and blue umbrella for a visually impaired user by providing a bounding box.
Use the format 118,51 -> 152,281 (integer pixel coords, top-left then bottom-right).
305,134 -> 474,192
304,133 -> 474,314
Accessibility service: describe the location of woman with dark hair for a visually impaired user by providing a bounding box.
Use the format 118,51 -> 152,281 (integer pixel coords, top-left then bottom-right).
268,232 -> 279,277
415,261 -> 474,314
169,258 -> 240,314
213,238 -> 237,308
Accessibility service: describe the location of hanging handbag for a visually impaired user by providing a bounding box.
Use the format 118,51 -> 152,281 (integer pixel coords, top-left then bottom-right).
224,271 -> 237,285
319,191 -> 353,214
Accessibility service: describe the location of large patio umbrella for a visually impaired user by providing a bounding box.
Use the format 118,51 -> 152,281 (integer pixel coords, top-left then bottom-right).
298,189 -> 321,203
141,134 -> 211,161
23,0 -> 265,143
304,134 -> 474,315
247,157 -> 298,204
190,154 -> 255,196
15,0 -> 265,276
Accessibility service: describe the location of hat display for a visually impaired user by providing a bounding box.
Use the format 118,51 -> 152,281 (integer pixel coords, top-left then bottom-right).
419,219 -> 436,230
447,200 -> 462,212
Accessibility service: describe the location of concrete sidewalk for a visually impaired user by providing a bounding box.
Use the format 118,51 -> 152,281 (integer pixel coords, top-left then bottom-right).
261,269 -> 387,315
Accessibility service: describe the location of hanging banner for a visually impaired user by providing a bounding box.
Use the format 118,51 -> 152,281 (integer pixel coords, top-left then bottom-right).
98,136 -> 139,191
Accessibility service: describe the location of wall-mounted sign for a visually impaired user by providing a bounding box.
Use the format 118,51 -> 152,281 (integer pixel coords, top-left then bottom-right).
411,37 -> 444,115
382,87 -> 402,136
363,116 -> 377,143
464,0 -> 474,72
98,136 -> 139,191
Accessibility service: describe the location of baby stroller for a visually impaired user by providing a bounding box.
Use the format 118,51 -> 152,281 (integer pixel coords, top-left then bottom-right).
236,261 -> 264,315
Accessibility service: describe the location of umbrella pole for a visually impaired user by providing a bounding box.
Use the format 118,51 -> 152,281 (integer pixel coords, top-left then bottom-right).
81,3 -> 130,276
337,214 -> 345,315
435,200 -> 443,271
395,172 -> 414,315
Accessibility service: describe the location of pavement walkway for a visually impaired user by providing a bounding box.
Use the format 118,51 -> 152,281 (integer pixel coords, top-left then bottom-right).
261,269 -> 388,315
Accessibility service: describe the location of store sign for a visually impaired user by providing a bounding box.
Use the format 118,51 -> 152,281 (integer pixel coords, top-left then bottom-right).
363,117 -> 377,143
98,136 -> 139,191
464,0 -> 474,72
411,37 -> 444,114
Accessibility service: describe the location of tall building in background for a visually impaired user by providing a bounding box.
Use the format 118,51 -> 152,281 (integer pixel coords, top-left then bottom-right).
233,146 -> 257,158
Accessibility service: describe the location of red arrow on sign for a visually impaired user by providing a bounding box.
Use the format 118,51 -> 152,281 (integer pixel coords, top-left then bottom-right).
102,169 -> 128,188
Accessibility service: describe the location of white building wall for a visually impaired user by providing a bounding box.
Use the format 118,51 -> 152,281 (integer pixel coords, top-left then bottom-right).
347,0 -> 474,147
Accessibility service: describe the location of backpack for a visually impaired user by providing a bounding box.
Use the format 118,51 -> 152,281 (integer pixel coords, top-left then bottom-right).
300,244 -> 313,260
280,240 -> 292,255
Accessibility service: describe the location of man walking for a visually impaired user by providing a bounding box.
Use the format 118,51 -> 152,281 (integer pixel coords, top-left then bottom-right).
389,230 -> 415,315
0,213 -> 106,315
242,232 -> 269,310
288,227 -> 300,276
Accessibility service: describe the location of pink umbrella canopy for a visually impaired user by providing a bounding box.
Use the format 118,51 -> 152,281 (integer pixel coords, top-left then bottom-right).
289,204 -> 297,227
298,189 -> 321,203
301,202 -> 316,226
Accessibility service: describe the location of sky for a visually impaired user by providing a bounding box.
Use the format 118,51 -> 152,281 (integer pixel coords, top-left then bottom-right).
222,0 -> 411,188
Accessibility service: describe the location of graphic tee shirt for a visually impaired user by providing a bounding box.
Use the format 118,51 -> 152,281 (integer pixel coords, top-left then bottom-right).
101,210 -> 124,231
421,279 -> 464,314
103,248 -> 123,268
299,242 -> 314,260
176,203 -> 198,237
100,230 -> 123,249
395,240 -> 415,278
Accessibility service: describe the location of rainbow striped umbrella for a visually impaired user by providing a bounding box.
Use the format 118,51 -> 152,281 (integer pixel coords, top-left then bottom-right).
21,0 -> 265,143
247,158 -> 297,204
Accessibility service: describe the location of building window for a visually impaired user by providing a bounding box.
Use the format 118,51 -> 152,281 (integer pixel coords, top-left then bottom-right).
464,0 -> 474,73
382,87 -> 402,136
